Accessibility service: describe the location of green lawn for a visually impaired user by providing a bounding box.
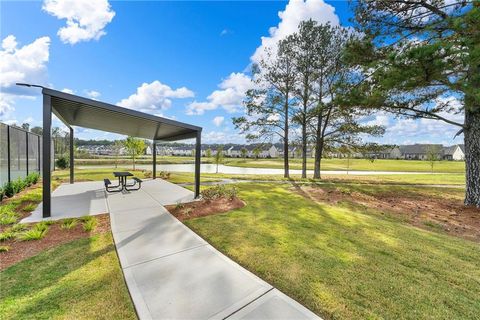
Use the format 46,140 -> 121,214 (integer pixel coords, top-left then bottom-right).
0,233 -> 136,320
222,158 -> 465,173
185,183 -> 480,319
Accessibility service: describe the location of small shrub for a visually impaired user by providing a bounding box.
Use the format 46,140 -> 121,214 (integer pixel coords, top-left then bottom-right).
10,223 -> 28,232
61,218 -> 78,230
22,203 -> 37,212
56,156 -> 69,169
19,223 -> 49,241
175,202 -> 185,210
12,178 -> 27,194
0,245 -> 10,252
25,172 -> 40,186
82,216 -> 97,232
0,230 -> 15,241
201,185 -> 238,201
184,207 -> 193,217
143,170 -> 152,178
2,181 -> 15,198
0,206 -> 18,225
19,229 -> 47,241
159,171 -> 171,179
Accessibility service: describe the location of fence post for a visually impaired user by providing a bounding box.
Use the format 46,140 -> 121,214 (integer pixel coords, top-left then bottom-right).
26,131 -> 29,176
7,125 -> 10,183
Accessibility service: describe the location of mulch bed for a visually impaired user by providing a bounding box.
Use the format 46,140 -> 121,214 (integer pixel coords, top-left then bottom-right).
165,197 -> 245,221
0,214 -> 110,271
296,186 -> 480,242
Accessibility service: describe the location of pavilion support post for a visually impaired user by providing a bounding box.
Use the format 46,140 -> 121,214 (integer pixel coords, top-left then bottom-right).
69,127 -> 74,184
153,140 -> 157,179
194,131 -> 201,198
42,94 -> 52,218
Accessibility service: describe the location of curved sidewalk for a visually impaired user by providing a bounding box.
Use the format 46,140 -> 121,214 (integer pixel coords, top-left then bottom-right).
107,179 -> 320,320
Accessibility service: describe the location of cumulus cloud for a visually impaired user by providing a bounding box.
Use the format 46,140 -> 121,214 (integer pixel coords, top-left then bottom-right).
86,90 -> 101,99
42,0 -> 115,45
0,35 -> 51,117
213,116 -> 225,127
203,130 -> 245,144
61,88 -> 75,94
118,80 -> 194,113
251,0 -> 339,63
0,35 -> 50,90
186,72 -> 253,115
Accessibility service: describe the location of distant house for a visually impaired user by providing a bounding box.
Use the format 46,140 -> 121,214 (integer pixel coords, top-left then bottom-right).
442,145 -> 465,160
364,147 -> 402,159
399,144 -> 443,160
145,146 -> 152,155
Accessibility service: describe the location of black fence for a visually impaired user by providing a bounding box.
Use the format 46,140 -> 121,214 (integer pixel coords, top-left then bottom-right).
0,122 -> 41,186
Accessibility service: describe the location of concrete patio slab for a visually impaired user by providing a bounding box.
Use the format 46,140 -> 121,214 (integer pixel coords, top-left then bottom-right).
227,289 -> 320,320
21,181 -> 107,223
107,179 -> 321,319
112,208 -> 207,267
123,244 -> 272,320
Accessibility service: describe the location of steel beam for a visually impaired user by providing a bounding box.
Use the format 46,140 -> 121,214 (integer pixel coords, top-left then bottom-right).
69,127 -> 74,184
194,131 -> 201,198
42,94 -> 52,218
153,141 -> 157,179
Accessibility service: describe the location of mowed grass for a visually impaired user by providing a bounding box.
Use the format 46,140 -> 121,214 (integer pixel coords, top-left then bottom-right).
0,233 -> 136,320
222,158 -> 465,173
185,183 -> 480,319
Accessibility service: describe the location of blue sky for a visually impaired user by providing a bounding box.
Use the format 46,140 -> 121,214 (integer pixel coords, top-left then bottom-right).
0,0 -> 463,145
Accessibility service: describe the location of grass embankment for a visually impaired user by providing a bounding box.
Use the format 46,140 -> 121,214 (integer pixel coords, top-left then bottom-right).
0,233 -> 136,319
185,183 -> 480,319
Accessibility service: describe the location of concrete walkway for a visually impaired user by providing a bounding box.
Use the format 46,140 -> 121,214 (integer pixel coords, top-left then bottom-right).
107,179 -> 321,320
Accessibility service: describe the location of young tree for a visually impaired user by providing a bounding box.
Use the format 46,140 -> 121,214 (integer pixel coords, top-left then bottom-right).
426,145 -> 441,173
348,1 -> 480,206
214,147 -> 224,173
123,136 -> 145,170
241,147 -> 248,160
233,38 -> 297,178
206,148 -> 212,158
112,140 -> 123,169
253,146 -> 261,159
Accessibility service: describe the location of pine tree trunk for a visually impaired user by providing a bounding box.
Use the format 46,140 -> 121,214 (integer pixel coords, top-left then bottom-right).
464,107 -> 480,207
284,100 -> 290,178
313,113 -> 322,179
302,121 -> 307,179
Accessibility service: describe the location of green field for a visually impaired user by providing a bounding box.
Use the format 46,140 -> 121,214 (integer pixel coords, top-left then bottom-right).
0,233 -> 136,320
185,183 -> 480,319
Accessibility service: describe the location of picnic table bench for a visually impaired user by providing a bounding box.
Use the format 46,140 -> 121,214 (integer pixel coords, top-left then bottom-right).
104,171 -> 142,192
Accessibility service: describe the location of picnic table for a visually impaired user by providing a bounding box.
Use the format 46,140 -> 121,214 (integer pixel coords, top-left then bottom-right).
104,171 -> 142,192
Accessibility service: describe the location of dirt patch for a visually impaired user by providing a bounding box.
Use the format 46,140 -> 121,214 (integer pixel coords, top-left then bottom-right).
0,214 -> 110,271
295,185 -> 480,242
165,197 -> 245,221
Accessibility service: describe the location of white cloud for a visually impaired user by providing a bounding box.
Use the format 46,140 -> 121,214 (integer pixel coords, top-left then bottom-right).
61,88 -> 74,94
251,0 -> 339,63
186,72 -> 253,115
118,80 -> 194,113
0,35 -> 50,117
203,130 -> 245,144
365,112 -> 390,127
43,0 -> 115,45
213,116 -> 225,127
86,90 -> 100,99
0,35 -> 50,90
220,29 -> 230,36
